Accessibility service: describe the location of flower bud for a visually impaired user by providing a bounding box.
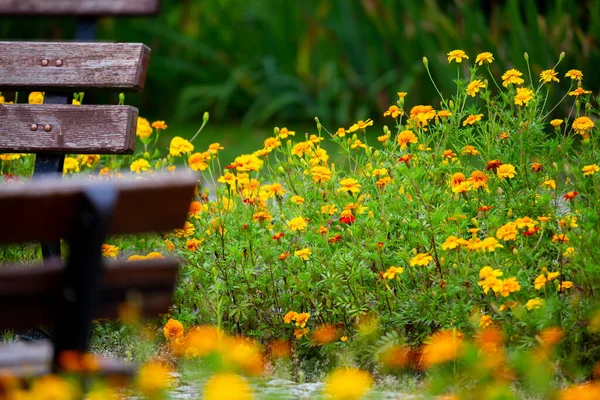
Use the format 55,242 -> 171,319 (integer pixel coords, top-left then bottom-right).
449,100 -> 454,110
118,93 -> 125,105
559,51 -> 565,62
512,247 -> 519,255
373,150 -> 380,159
411,248 -> 417,256
274,127 -> 280,136
278,166 -> 285,175
497,187 -> 503,195
507,208 -> 513,218
422,57 -> 429,68
553,161 -> 558,171
471,218 -> 478,227
314,117 -> 320,124
524,52 -> 529,61
203,111 -> 210,123
352,134 -> 358,142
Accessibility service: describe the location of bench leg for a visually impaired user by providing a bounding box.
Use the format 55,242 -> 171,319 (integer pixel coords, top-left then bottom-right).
52,185 -> 117,371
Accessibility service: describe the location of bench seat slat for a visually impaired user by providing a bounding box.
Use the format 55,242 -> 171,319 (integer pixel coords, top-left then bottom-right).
0,42 -> 150,92
0,172 -> 197,244
0,104 -> 137,154
0,0 -> 159,16
0,258 -> 179,330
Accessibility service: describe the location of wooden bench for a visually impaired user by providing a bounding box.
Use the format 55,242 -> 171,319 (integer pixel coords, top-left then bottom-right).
0,172 -> 196,376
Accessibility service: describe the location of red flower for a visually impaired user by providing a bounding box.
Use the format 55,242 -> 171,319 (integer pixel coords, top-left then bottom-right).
523,227 -> 540,236
339,214 -> 355,224
563,191 -> 578,201
478,205 -> 494,213
225,162 -> 240,169
398,154 -> 413,164
277,251 -> 290,261
485,160 -> 503,172
272,232 -> 285,240
328,234 -> 342,244
377,242 -> 384,249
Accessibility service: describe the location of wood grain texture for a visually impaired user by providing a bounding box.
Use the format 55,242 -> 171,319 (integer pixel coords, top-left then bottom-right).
0,104 -> 137,154
0,171 -> 198,244
0,0 -> 159,16
0,257 -> 179,329
0,42 -> 151,91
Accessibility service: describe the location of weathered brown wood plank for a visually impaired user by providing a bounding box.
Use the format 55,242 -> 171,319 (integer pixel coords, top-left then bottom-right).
0,257 -> 179,329
0,0 -> 159,16
0,171 -> 198,244
0,42 -> 150,91
0,104 -> 137,154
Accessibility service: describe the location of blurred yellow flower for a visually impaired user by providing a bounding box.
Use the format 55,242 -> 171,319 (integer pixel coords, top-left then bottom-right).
526,298 -> 544,310
583,164 -> 599,176
421,330 -> 464,367
151,120 -> 168,130
550,119 -> 564,127
295,248 -> 311,260
28,91 -> 44,104
410,253 -> 433,266
323,368 -> 373,400
277,127 -> 295,139
382,266 -> 404,279
101,244 -> 119,258
137,362 -> 173,397
130,159 -> 150,174
169,136 -> 194,156
136,117 -> 153,139
203,373 -> 253,400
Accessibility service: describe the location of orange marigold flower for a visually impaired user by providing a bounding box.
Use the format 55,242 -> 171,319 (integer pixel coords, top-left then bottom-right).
383,105 -> 403,118
559,281 -> 573,291
475,52 -> 494,65
447,50 -> 468,63
409,105 -> 437,127
410,253 -> 433,266
572,116 -> 594,135
277,251 -> 290,261
514,87 -> 534,106
563,191 -> 578,201
186,238 -> 203,251
101,244 -> 119,258
277,127 -> 295,139
565,69 -> 583,81
272,232 -> 284,240
339,209 -> 355,224
398,154 -> 413,164
189,151 -> 211,171
437,109 -> 452,118
461,145 -> 479,155
397,130 -> 418,150
496,222 -> 518,241
502,69 -> 524,87
152,120 -> 168,130
467,170 -> 488,189
328,234 -> 342,244
421,330 -> 464,368
312,325 -> 338,345
466,79 -> 486,97
531,163 -> 543,172
568,87 -> 592,97
539,69 -> 559,84
552,234 -> 569,243
163,318 -> 184,340
462,113 -> 484,126
478,205 -> 494,213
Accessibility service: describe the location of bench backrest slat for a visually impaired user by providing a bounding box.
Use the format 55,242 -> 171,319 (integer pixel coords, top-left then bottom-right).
0,0 -> 159,16
0,104 -> 137,154
0,42 -> 150,92
0,172 -> 197,244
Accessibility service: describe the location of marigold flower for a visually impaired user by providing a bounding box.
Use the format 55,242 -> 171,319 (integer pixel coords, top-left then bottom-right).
462,113 -> 484,126
539,69 -> 559,83
565,69 -> 583,80
294,327 -> 309,339
28,91 -> 44,104
324,368 -> 373,400
382,266 -> 404,279
550,119 -> 563,128
466,79 -> 486,97
151,120 -> 168,130
563,191 -> 578,201
568,87 -> 592,96
252,211 -> 272,223
189,151 -> 211,171
208,142 -> 224,153
471,237 -> 504,252
277,252 -> 290,261
174,221 -> 195,238
186,238 -> 203,251
101,244 -> 119,258
552,234 -> 569,243
337,177 -> 362,194
398,154 -> 413,164
559,281 -> 573,291
475,52 -> 494,65
289,195 -> 305,205
582,164 -> 599,176
442,235 -> 467,250
467,170 -> 488,190
572,116 -> 594,135
541,179 -> 556,190
496,164 -> 516,179
263,137 -> 281,150
383,105 -> 403,118
421,330 -> 464,367
63,157 -> 80,174
497,277 -> 521,297
350,139 -> 367,150
409,105 -> 437,127
287,216 -> 308,231
203,373 -> 253,400
447,49 -> 468,63
234,153 -> 264,172
478,205 -> 494,213
277,127 -> 295,139
525,298 -> 544,310
534,274 -> 547,290
137,362 -> 173,396
501,69 -> 524,87
484,160 -> 502,172
496,222 -> 518,241
442,150 -> 457,159
479,315 -> 493,329
514,87 -> 534,106
295,248 -> 311,260
349,119 -> 374,132
410,253 -> 433,266
312,325 -> 338,345
169,136 -> 194,157
437,109 -> 452,118
339,209 -> 355,224
163,318 -> 184,340
28,374 -> 79,400
461,145 -> 479,155
78,154 -> 100,168
328,234 -> 342,244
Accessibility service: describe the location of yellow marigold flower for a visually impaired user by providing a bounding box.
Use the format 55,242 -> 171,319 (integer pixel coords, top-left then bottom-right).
583,164 -> 600,176
208,142 -> 224,154
534,274 -> 547,289
291,141 -> 312,157
525,298 -> 544,310
350,139 -> 367,150
442,235 -> 467,250
218,172 -> 236,186
382,266 -> 404,280
496,222 -> 518,241
559,382 -> 600,399
572,116 -> 594,135
398,91 -> 407,99
324,368 -> 373,400
294,312 -> 310,328
137,362 -> 173,397
348,119 -> 374,132
568,87 -> 593,96
163,318 -> 184,340
462,113 -> 484,126
335,127 -> 347,137
437,109 -> 452,118
151,120 -> 168,130
130,159 -> 150,174
410,253 -> 433,266
462,145 -> 479,155
234,154 -> 264,172
28,91 -> 44,104
409,105 -> 437,127
290,195 -> 305,205
383,105 -> 403,118
496,164 -> 516,179
320,204 -> 338,215
29,375 -> 79,400
253,211 -> 272,223
63,157 -> 80,174
501,69 -> 524,87
475,52 -> 494,65
203,373 -> 253,400
101,244 -> 119,258
278,127 -> 295,139
136,117 -> 153,139
337,177 -> 362,194
478,266 -> 503,294
514,87 -> 534,106
559,281 -> 573,291
189,151 -> 211,171
472,237 -> 504,252
479,315 -> 493,328
397,130 -> 418,150
186,238 -> 204,251
467,170 -> 488,190
78,154 -> 100,168
169,136 -> 194,157
283,311 -> 298,324
539,69 -> 559,83
563,246 -> 575,256
372,168 -> 388,177
552,234 -> 569,243
264,137 -> 281,149
542,179 -> 556,190
294,328 -> 309,338
174,221 -> 195,238
447,49 -> 468,63
294,247 -> 312,261
514,216 -> 537,230
497,277 -> 521,297
376,176 -> 392,189
466,79 -> 486,97
550,119 -> 564,127
565,69 -> 583,81
421,330 -> 464,367
377,134 -> 390,143
287,216 -> 307,231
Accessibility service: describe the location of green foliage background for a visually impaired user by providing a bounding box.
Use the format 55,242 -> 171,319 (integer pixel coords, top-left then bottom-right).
1,0 -> 599,128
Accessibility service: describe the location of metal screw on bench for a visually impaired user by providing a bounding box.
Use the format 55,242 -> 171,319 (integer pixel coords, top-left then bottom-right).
43,124 -> 52,132
55,59 -> 63,67
41,59 -> 49,67
30,124 -> 38,131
